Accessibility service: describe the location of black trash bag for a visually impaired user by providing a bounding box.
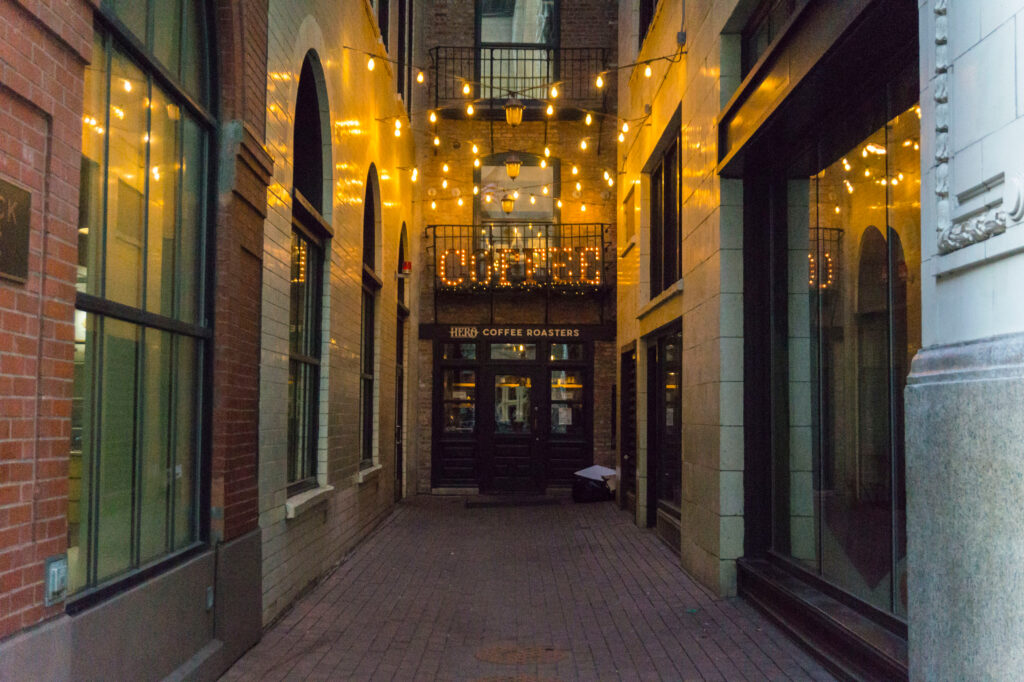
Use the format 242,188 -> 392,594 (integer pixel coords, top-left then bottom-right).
572,475 -> 613,503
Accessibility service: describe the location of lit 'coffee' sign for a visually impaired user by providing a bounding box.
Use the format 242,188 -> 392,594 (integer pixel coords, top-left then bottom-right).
438,246 -> 601,288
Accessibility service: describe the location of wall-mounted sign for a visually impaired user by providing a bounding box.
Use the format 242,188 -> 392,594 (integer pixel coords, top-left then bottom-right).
437,246 -> 603,289
419,323 -> 615,341
0,177 -> 31,283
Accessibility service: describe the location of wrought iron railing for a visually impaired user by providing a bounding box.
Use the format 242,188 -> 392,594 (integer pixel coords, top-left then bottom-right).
431,45 -> 609,110
429,223 -> 611,293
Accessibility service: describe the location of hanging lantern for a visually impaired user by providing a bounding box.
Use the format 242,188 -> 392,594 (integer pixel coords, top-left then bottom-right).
505,153 -> 521,180
501,194 -> 515,214
504,96 -> 524,127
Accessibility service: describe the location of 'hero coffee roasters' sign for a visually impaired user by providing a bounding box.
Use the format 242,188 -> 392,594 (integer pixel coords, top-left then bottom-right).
0,177 -> 31,283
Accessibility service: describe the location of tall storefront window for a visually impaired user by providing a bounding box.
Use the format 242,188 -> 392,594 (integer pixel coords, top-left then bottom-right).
288,232 -> 322,489
71,1 -> 210,594
774,102 -> 920,617
361,170 -> 382,468
648,130 -> 681,298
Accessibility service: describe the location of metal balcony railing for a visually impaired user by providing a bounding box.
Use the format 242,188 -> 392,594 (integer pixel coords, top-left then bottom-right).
428,223 -> 611,293
430,45 -> 609,111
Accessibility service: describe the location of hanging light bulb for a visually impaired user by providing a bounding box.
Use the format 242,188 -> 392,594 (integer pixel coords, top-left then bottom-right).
505,153 -> 522,180
607,177 -> 614,187
571,165 -> 579,175
550,85 -> 559,98
644,64 -> 652,78
485,193 -> 493,203
512,190 -> 520,199
395,119 -> 402,131
367,57 -> 375,71
530,195 -> 536,204
603,170 -> 610,180
433,136 -> 441,146
581,203 -> 586,211
429,111 -> 437,124
411,168 -> 418,182
557,199 -> 563,208
618,132 -> 625,143
473,158 -> 480,168
501,194 -> 515,214
544,147 -> 551,157
504,95 -> 524,126
546,104 -> 554,116
442,163 -> 449,173
462,82 -> 471,95
580,139 -> 588,151
542,185 -> 549,195
585,112 -> 592,126
595,74 -> 604,89
575,181 -> 582,191
622,122 -> 629,133
540,159 -> 547,169
472,144 -> 479,155
442,178 -> 448,189
430,200 -> 437,210
457,197 -> 464,206
417,71 -> 425,83
466,103 -> 475,116
473,185 -> 479,194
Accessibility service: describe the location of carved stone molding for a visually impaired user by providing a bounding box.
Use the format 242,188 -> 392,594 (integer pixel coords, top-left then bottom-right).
937,208 -> 1008,254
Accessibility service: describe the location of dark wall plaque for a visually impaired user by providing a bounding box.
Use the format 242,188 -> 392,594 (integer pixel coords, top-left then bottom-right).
0,177 -> 31,283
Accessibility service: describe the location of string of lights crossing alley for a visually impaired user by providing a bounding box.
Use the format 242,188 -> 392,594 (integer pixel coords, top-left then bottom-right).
340,42 -> 685,213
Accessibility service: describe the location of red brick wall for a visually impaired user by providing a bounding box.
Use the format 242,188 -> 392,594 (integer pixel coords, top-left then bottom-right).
211,0 -> 271,543
0,0 -> 93,640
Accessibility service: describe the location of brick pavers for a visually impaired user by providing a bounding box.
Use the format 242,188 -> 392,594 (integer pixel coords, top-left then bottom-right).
222,496 -> 835,681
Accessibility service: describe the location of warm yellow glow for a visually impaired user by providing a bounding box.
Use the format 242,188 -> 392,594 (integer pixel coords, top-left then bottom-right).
585,112 -> 592,125
557,199 -> 563,208
417,71 -> 425,83
575,181 -> 581,191
442,163 -> 449,173
394,128 -> 401,137
123,79 -> 132,92
607,177 -> 614,187
462,82 -> 471,95
411,168 -> 418,181
834,206 -> 841,214
580,203 -> 586,211
485,194 -> 492,203
431,200 -> 437,210
429,111 -> 437,123
544,147 -> 551,157
441,178 -> 448,188
367,57 -> 375,71
440,249 -> 467,286
618,132 -> 625,143
622,122 -> 629,133
595,74 -> 604,88
550,85 -> 559,98
580,139 -> 587,150
540,159 -> 547,169
512,190 -> 519,199
457,197 -> 464,206
530,195 -> 536,204
472,144 -> 479,155
603,170 -> 610,180
467,103 -> 475,115
473,185 -> 479,194
473,158 -> 480,167
644,64 -> 652,78
433,136 -> 440,146
546,104 -> 554,116
571,165 -> 578,175
542,185 -> 549,195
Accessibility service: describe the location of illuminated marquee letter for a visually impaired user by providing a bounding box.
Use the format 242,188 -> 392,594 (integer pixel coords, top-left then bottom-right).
580,246 -> 601,285
439,248 -> 467,286
471,249 -> 492,284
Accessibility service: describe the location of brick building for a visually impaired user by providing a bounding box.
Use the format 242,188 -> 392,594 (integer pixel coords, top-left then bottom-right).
0,0 -> 271,678
411,0 -> 620,495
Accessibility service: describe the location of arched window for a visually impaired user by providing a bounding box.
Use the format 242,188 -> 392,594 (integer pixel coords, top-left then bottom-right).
288,51 -> 331,493
71,1 -> 212,593
360,167 -> 383,468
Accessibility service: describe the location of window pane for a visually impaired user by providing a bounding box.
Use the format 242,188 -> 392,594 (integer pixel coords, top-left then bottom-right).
658,333 -> 682,509
152,0 -> 183,79
443,403 -> 476,433
494,374 -> 531,434
443,369 -> 476,401
550,370 -> 583,401
290,234 -> 310,353
650,165 -> 663,294
663,140 -> 679,285
479,162 -> 554,222
146,87 -> 181,318
139,328 -> 171,563
549,343 -> 583,361
173,336 -> 198,548
105,51 -> 147,307
442,342 -> 476,360
177,114 -> 204,324
362,290 -> 376,374
96,318 -> 138,581
68,310 -> 97,592
490,343 -> 536,360
181,0 -> 208,102
288,359 -> 316,483
110,0 -> 147,44
361,376 -> 374,462
78,34 -> 107,296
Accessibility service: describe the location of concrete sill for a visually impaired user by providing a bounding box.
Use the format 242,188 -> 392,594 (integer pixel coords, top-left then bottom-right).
619,235 -> 637,258
357,464 -> 383,485
636,278 -> 684,319
285,485 -> 334,520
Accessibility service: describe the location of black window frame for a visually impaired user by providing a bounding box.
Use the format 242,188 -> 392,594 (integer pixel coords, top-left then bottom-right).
638,0 -> 657,49
648,124 -> 681,298
740,0 -> 799,77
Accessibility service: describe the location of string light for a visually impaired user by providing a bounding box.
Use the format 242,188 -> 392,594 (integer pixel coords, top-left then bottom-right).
530,195 -> 536,204
546,104 -> 554,116
485,194 -> 492,203
543,147 -> 551,157
581,203 -> 586,212
607,177 -> 614,187
442,163 -> 449,173
542,185 -> 549,195
595,74 -> 604,88
575,181 -> 582,191
557,199 -> 563,208
417,71 -> 425,83
603,170 -> 610,180
472,144 -> 479,155
550,85 -> 559,98
571,165 -> 578,175
457,197 -> 464,206
513,190 -> 519,199
580,139 -> 588,150
473,158 -> 480,167
462,82 -> 471,95
367,57 -> 375,71
585,112 -> 592,125
411,168 -> 418,181
431,200 -> 437,210
466,103 -> 475,116
644,64 -> 652,78
622,122 -> 629,133
442,178 -> 448,189
429,111 -> 437,123
540,159 -> 547,169
433,136 -> 440,146
473,185 -> 479,194
618,132 -> 625,143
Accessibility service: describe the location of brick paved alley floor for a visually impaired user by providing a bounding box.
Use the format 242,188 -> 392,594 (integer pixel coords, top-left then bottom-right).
222,496 -> 835,681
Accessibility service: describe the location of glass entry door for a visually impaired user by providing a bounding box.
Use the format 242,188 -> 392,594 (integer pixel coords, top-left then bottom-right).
481,366 -> 542,492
